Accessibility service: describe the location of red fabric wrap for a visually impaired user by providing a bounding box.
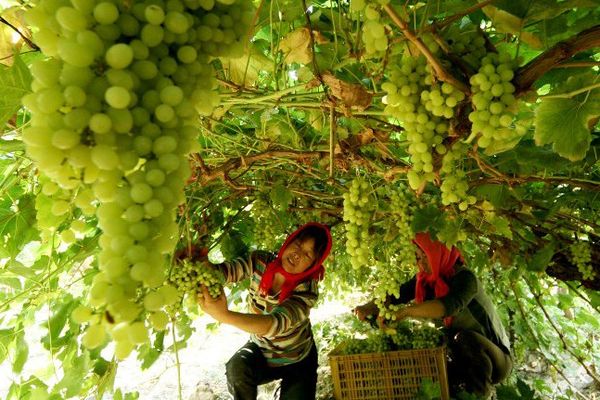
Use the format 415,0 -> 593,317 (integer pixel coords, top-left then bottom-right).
258,222 -> 332,303
413,232 -> 462,327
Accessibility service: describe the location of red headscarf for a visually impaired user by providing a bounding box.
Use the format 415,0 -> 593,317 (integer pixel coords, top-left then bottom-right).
413,232 -> 463,327
258,222 -> 332,303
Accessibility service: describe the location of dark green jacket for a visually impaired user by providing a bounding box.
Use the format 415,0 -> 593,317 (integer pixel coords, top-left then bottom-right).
391,267 -> 511,354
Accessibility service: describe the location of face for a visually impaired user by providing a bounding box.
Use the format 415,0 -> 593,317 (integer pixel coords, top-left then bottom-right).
415,246 -> 431,274
281,236 -> 317,274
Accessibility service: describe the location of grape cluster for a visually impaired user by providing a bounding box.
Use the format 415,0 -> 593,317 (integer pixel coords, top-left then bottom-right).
439,141 -> 476,210
341,330 -> 394,355
23,0 -> 254,357
570,241 -> 595,281
382,55 -> 448,190
373,186 -> 415,315
390,320 -> 443,350
468,52 -> 523,149
168,259 -> 226,308
343,178 -> 374,268
443,24 -> 487,70
251,196 -> 284,250
341,320 -> 442,354
349,0 -> 391,56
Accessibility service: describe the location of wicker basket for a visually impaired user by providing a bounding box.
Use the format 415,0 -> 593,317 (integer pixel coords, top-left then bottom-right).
329,345 -> 450,400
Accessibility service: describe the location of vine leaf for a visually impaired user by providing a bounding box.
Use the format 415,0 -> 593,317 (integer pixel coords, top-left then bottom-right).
321,72 -> 373,110
0,54 -> 31,126
0,7 -> 28,62
220,44 -> 273,86
278,27 -> 327,65
534,74 -> 600,161
527,241 -> 555,272
481,5 -> 543,48
12,332 -> 28,373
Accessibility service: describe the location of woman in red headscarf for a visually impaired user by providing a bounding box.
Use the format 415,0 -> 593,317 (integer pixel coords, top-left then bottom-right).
196,222 -> 332,400
354,232 -> 513,398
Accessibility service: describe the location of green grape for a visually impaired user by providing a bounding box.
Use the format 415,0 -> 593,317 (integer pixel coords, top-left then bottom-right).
130,183 -> 153,203
105,43 -> 134,69
145,5 -> 165,25
105,86 -> 131,109
93,2 -> 119,25
82,324 -> 107,349
56,7 -> 88,32
149,310 -> 169,330
127,321 -> 149,344
71,305 -> 94,324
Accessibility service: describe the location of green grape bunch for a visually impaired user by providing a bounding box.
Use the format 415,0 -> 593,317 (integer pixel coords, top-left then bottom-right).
468,52 -> 526,149
570,241 -> 595,281
23,0 -> 255,359
168,259 -> 226,306
343,178 -> 374,269
439,141 -> 476,210
373,185 -> 415,316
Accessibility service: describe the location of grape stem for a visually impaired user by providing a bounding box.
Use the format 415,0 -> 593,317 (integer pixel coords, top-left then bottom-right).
382,4 -> 470,94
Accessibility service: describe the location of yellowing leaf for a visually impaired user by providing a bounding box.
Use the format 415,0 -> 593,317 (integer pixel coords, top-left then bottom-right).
278,27 -> 327,65
321,72 -> 373,110
482,5 -> 542,49
534,74 -> 600,161
220,44 -> 273,86
0,7 -> 28,64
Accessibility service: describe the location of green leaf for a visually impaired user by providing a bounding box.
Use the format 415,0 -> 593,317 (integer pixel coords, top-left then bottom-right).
0,54 -> 31,126
411,205 -> 445,236
527,241 -> 555,272
12,332 -> 28,373
575,309 -> 600,329
534,74 -> 600,161
485,214 -> 513,239
41,295 -> 76,350
0,328 -> 14,364
0,194 -> 39,257
0,139 -> 25,153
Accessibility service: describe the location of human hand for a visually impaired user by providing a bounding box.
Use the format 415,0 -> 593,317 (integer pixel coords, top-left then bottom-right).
197,286 -> 229,321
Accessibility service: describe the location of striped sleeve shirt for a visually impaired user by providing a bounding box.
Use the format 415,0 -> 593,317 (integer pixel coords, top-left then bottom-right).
219,250 -> 318,367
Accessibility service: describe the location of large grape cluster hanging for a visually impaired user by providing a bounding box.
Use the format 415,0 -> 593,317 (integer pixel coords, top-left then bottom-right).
343,178 -> 374,269
373,185 -> 415,319
22,0 -> 254,358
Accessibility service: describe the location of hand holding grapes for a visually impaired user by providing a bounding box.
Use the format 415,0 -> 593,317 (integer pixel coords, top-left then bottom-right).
197,285 -> 229,321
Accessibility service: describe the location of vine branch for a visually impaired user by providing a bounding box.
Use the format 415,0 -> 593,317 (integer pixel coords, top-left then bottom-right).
514,24 -> 600,95
524,277 -> 600,386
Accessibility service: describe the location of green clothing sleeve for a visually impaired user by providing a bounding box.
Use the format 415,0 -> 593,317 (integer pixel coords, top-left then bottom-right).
439,269 -> 478,317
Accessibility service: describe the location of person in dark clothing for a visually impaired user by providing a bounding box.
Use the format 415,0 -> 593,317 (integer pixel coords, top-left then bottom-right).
197,223 -> 333,400
354,232 -> 513,398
